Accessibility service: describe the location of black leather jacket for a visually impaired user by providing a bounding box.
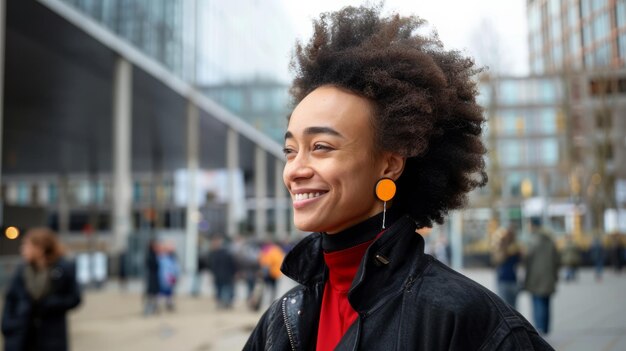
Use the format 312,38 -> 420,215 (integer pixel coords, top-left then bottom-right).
244,216 -> 553,350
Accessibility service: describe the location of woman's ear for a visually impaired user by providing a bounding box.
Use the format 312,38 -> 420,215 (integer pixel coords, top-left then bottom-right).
381,152 -> 405,180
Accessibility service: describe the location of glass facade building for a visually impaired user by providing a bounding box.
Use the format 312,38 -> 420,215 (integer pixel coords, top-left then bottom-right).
2,0 -> 293,240
60,0 -> 294,85
528,0 -> 626,73
60,0 -> 295,153
61,0 -> 188,77
201,81 -> 291,143
480,75 -> 573,233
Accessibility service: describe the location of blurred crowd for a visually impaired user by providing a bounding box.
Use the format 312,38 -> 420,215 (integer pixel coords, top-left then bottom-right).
489,217 -> 625,336
141,233 -> 291,316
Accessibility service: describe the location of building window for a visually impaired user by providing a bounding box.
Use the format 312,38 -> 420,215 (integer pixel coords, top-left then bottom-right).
537,79 -> 561,103
541,139 -> 560,165
48,183 -> 58,204
595,41 -> 611,66
620,33 -> 626,60
533,57 -> 545,73
537,108 -> 558,134
17,182 -> 30,205
552,43 -> 563,66
551,18 -> 563,44
529,4 -> 542,33
592,12 -> 610,42
498,111 -> 521,134
569,31 -> 581,55
533,33 -> 544,54
568,2 -> 579,29
618,1 -> 626,28
591,0 -> 608,12
549,0 -> 561,17
499,81 -> 519,105
499,140 -> 524,167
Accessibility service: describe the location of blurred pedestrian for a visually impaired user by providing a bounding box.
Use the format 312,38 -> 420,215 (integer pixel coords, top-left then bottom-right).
2,227 -> 82,351
561,235 -> 581,282
158,242 -> 180,311
118,250 -> 128,292
232,236 -> 260,301
609,232 -> 624,274
144,239 -> 160,315
491,226 -> 521,308
258,241 -> 285,304
524,217 -> 560,335
208,234 -> 237,309
590,235 -> 605,282
191,236 -> 209,297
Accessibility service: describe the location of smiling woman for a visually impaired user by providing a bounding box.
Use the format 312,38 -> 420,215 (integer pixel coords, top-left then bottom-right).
245,4 -> 553,351
283,86 -> 396,234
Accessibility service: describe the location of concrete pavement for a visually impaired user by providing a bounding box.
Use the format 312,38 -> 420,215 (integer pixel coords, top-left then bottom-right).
4,268 -> 625,350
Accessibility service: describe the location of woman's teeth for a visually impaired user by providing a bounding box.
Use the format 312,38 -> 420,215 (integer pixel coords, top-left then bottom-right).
294,192 -> 323,201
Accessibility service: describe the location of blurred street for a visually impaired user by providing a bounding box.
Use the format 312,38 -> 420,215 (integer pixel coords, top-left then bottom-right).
53,268 -> 626,351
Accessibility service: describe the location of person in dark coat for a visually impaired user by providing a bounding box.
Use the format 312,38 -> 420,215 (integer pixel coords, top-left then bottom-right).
491,226 -> 521,308
2,227 -> 81,351
144,239 -> 160,315
590,235 -> 605,281
244,5 -> 552,350
208,235 -> 237,309
524,217 -> 560,335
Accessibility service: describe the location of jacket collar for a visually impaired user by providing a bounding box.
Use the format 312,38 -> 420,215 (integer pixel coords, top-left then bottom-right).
281,215 -> 426,313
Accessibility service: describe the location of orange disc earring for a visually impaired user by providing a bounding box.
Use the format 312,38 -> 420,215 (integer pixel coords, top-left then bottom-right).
375,178 -> 396,229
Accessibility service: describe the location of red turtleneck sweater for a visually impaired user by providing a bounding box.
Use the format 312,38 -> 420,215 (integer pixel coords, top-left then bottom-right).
316,238 -> 375,350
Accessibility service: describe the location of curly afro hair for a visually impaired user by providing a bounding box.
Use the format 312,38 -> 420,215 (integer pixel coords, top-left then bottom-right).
290,5 -> 487,227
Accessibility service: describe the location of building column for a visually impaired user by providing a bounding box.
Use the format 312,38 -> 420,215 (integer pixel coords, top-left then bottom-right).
255,147 -> 267,238
112,58 -> 133,254
185,102 -> 199,274
0,0 -> 5,222
226,128 -> 239,237
274,159 -> 287,240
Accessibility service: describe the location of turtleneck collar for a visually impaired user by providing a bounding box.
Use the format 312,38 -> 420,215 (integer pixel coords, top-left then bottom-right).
321,207 -> 402,252
320,208 -> 403,294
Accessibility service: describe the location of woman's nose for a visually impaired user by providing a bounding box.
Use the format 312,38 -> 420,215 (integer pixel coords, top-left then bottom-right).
284,154 -> 314,182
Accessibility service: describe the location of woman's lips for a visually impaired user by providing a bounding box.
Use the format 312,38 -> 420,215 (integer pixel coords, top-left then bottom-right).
292,191 -> 327,209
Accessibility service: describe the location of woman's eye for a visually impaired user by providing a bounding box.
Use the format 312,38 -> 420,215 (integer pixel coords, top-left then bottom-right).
283,147 -> 296,158
313,144 -> 333,151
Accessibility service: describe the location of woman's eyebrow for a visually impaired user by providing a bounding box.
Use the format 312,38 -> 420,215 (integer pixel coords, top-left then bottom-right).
284,127 -> 344,141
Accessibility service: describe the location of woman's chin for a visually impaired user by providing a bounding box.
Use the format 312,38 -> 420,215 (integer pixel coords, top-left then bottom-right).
294,217 -> 326,233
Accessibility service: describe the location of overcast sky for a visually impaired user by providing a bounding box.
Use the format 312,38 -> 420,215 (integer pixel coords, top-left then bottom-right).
280,0 -> 529,76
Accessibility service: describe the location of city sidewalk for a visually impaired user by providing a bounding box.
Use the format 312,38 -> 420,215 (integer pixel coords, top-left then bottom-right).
61,268 -> 626,350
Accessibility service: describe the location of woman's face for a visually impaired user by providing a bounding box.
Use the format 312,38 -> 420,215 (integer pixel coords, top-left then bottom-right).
21,239 -> 43,263
284,86 -> 389,234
